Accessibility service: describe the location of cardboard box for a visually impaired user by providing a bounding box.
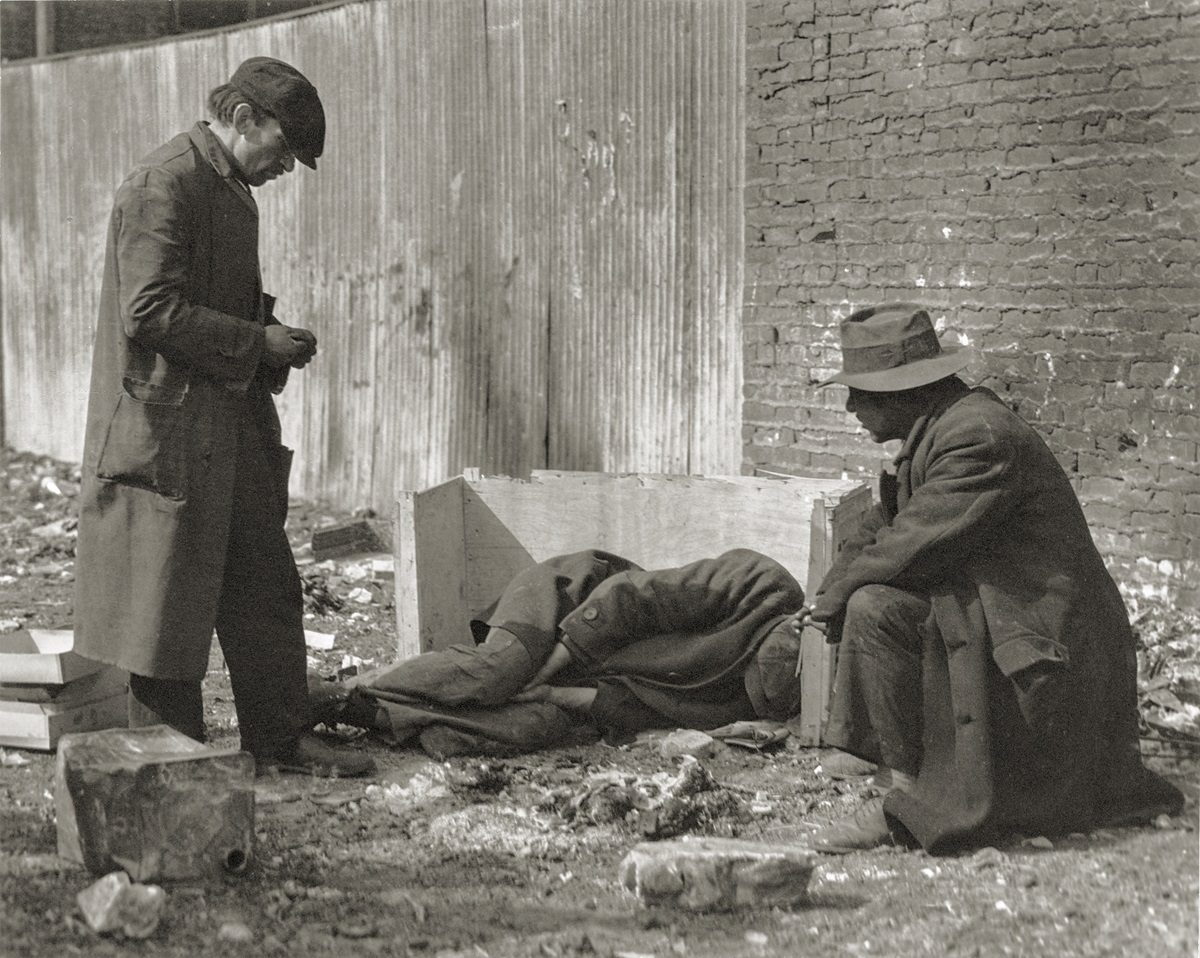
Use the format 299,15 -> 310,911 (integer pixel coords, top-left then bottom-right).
0,690 -> 128,751
0,630 -> 105,685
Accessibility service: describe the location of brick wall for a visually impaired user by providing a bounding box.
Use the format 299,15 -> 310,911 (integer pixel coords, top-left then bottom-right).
744,0 -> 1199,603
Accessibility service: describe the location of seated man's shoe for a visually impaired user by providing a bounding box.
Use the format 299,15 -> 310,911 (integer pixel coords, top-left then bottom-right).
308,673 -> 351,728
810,796 -> 895,854
259,732 -> 376,778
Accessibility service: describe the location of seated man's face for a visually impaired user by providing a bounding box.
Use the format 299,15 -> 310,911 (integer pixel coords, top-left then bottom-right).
845,388 -> 913,443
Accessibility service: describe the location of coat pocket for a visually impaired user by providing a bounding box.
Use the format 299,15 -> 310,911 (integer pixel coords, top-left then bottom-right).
95,377 -> 189,500
993,634 -> 1070,736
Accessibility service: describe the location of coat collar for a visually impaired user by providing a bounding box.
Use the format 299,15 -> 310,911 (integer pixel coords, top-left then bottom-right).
189,122 -> 257,214
892,377 -> 975,466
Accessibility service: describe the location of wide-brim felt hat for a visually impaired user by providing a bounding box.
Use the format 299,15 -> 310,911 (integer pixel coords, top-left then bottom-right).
819,303 -> 974,392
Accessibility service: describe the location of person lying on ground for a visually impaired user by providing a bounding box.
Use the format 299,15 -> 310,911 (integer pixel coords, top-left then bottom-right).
310,548 -> 807,757
797,302 -> 1183,856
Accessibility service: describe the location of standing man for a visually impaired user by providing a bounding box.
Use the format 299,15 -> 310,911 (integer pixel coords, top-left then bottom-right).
797,303 -> 1181,854
74,57 -> 373,777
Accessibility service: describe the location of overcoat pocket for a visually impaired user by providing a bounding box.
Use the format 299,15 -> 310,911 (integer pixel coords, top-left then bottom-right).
95,377 -> 189,499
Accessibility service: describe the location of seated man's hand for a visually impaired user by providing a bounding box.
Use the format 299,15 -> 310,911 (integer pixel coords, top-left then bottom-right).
788,607 -> 827,637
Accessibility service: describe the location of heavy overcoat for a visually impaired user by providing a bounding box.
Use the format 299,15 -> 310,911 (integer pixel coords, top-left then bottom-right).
362,549 -> 806,754
74,123 -> 287,680
815,380 -> 1181,853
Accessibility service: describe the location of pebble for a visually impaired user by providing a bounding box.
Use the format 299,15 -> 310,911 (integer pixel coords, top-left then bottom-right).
217,921 -> 255,944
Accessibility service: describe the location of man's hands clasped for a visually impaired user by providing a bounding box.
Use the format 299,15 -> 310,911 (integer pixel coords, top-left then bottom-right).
264,324 -> 318,369
788,605 -> 828,638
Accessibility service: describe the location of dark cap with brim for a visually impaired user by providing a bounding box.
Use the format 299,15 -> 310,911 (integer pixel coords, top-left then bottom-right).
818,303 -> 974,392
230,56 -> 324,169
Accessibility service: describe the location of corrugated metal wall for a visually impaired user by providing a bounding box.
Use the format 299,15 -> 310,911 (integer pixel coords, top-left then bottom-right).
0,0 -> 745,510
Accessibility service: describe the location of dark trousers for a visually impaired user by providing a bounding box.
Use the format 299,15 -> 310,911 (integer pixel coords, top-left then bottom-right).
823,583 -> 930,777
128,404 -> 310,761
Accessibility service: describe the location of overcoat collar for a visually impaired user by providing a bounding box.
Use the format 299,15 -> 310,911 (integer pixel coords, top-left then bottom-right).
189,122 -> 257,214
892,377 -> 974,467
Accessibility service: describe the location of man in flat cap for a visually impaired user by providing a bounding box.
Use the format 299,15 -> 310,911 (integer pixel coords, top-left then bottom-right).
796,303 -> 1181,854
74,58 -> 373,777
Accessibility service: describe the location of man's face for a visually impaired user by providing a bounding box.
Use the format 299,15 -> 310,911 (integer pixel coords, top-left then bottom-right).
845,387 -> 914,443
234,114 -> 296,187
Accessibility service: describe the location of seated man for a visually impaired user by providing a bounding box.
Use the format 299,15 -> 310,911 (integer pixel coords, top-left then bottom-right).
312,548 -> 807,757
799,302 -> 1183,855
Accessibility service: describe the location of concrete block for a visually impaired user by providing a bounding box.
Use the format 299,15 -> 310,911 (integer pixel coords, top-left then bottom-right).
620,837 -> 816,911
55,725 -> 255,881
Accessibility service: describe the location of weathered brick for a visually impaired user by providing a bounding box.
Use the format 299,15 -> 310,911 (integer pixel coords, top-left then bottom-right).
743,0 -> 1197,600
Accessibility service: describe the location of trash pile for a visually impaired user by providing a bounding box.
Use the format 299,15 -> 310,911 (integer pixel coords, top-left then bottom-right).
1130,594 -> 1200,755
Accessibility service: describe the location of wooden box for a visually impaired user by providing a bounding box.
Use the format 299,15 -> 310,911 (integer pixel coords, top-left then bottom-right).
394,471 -> 871,745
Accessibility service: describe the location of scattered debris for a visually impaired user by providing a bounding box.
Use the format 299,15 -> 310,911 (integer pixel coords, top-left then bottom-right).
660,729 -> 723,760
311,518 -> 392,561
708,721 -> 790,751
217,920 -> 255,944
304,630 -> 336,651
76,870 -> 166,938
0,748 -> 30,767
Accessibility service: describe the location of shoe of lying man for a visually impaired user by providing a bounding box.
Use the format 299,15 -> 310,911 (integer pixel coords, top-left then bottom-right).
258,732 -> 376,778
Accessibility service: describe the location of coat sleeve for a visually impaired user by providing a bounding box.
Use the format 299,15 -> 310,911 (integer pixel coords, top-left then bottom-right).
115,168 -> 265,385
558,549 -> 804,672
813,419 -> 1022,620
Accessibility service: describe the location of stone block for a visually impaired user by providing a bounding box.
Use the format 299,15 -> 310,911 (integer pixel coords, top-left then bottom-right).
55,725 -> 255,881
620,837 -> 816,911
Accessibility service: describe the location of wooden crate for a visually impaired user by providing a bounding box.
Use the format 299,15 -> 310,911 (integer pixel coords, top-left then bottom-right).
394,471 -> 872,745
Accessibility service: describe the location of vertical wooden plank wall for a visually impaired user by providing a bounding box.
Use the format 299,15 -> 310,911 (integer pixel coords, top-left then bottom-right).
1,0 -> 745,512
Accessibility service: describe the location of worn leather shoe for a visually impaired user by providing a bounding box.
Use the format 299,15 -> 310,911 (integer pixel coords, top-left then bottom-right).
260,732 -> 376,778
810,796 -> 895,854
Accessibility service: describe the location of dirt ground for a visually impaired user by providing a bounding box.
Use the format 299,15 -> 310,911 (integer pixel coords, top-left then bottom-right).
1,446 -> 1197,958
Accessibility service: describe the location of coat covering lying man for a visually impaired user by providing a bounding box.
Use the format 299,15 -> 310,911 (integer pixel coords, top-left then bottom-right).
312,548 -> 808,757
801,303 -> 1183,855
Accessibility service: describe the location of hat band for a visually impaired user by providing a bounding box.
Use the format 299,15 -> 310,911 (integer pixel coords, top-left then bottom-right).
841,327 -> 942,375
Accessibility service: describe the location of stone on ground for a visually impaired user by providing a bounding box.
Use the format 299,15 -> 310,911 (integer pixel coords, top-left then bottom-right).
620,837 -> 816,911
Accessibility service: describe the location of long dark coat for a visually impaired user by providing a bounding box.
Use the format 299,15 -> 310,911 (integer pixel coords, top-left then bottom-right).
74,123 -> 287,680
363,549 -> 805,755
814,379 -> 1182,853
